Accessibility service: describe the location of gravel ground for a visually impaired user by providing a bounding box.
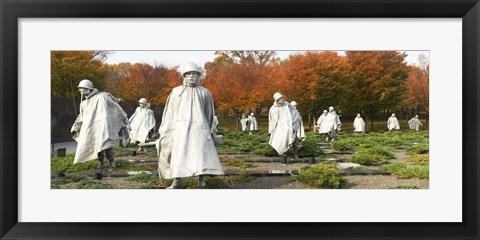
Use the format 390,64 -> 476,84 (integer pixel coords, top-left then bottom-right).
58,175 -> 428,189
345,175 -> 429,189
226,176 -> 314,189
55,147 -> 429,189
225,162 -> 308,172
59,177 -> 147,189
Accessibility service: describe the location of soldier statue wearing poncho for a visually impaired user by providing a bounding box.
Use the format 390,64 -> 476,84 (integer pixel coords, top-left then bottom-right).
129,98 -> 156,151
324,106 -> 342,142
290,101 -> 306,141
387,113 -> 401,131
353,113 -> 366,133
317,110 -> 329,135
268,92 -> 304,164
157,62 -> 224,189
248,112 -> 258,134
240,114 -> 248,131
71,79 -> 129,172
408,115 -> 423,131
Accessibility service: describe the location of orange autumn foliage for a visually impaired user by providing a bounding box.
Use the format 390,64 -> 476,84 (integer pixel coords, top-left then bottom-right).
405,65 -> 429,113
112,63 -> 181,105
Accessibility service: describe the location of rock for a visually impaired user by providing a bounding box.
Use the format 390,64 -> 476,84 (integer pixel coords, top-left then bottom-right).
56,148 -> 66,157
338,162 -> 362,169
127,171 -> 154,175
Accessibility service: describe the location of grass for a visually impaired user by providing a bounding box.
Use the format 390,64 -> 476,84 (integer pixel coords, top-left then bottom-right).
346,146 -> 394,165
334,130 -> 428,151
380,162 -> 429,179
51,175 -> 87,189
331,130 -> 428,167
348,153 -> 385,165
114,146 -> 135,156
145,149 -> 158,158
218,130 -> 326,158
407,155 -> 429,165
127,173 -> 160,183
224,160 -> 256,169
228,172 -> 256,183
51,153 -> 100,173
406,145 -> 429,155
126,173 -> 230,189
75,180 -> 114,189
51,153 -> 152,173
292,163 -> 347,189
126,173 -> 172,188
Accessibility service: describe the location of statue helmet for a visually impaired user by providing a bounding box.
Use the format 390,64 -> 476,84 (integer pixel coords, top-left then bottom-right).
139,98 -> 148,104
77,79 -> 94,89
392,113 -> 396,117
180,62 -> 202,76
273,92 -> 283,101
291,101 -> 297,106
323,110 -> 328,113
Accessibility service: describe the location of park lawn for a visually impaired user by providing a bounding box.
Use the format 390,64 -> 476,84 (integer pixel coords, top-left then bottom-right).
51,127 -> 429,188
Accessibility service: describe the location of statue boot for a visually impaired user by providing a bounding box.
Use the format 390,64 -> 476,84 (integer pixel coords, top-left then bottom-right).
198,175 -> 206,189
167,178 -> 185,189
108,159 -> 116,172
98,158 -> 105,172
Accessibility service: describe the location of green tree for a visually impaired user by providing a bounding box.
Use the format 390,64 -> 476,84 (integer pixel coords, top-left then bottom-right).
343,51 -> 409,131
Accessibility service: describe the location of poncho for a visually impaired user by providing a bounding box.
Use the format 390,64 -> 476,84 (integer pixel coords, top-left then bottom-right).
268,101 -> 302,155
324,111 -> 342,132
293,108 -> 306,140
129,105 -> 156,143
71,89 -> 128,164
408,117 -> 423,131
387,116 -> 401,131
353,116 -> 366,132
317,113 -> 329,134
240,117 -> 248,131
157,85 -> 224,179
248,115 -> 258,131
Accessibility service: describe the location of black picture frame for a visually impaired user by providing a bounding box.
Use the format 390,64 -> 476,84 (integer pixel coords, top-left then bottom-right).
1,0 -> 479,239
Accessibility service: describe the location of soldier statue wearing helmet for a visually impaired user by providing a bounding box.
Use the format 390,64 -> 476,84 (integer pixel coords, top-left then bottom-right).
289,100 -> 306,141
71,79 -> 129,173
181,62 -> 203,86
157,62 -> 224,189
268,92 -> 305,164
128,97 -> 156,152
324,106 -> 342,142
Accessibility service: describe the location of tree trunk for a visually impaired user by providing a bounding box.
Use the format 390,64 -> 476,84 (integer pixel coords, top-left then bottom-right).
364,115 -> 369,132
308,114 -> 312,131
371,118 -> 374,131
255,106 -> 262,118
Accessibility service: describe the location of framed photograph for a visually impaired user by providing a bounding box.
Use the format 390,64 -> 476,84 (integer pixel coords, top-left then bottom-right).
1,0 -> 479,239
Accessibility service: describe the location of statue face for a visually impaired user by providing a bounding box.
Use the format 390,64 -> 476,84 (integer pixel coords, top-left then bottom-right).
139,103 -> 146,108
275,98 -> 285,105
78,88 -> 89,96
184,71 -> 200,85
